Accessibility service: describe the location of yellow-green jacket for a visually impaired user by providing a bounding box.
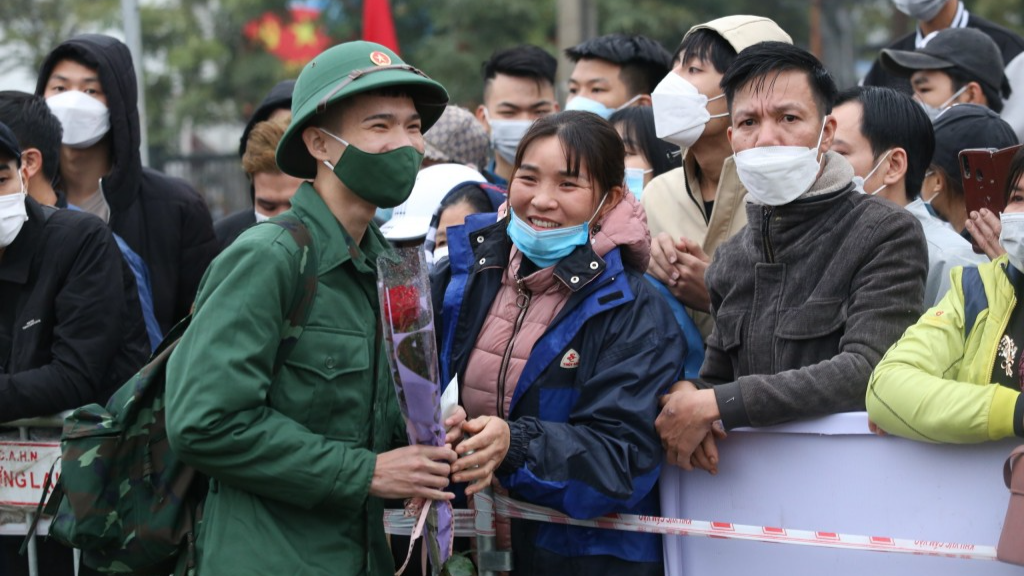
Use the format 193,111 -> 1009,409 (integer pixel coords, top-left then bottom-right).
166,183 -> 405,576
867,256 -> 1023,443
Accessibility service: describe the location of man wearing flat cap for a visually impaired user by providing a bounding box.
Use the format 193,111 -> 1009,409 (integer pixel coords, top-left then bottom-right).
165,42 -> 463,575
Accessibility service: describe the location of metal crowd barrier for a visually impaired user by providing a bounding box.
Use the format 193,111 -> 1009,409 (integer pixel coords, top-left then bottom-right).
2,414 -> 1011,576
0,415 -> 67,576
382,487 -> 512,575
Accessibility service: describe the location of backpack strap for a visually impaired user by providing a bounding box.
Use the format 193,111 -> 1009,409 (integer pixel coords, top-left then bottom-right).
962,266 -> 987,340
19,458 -> 61,555
265,215 -> 319,375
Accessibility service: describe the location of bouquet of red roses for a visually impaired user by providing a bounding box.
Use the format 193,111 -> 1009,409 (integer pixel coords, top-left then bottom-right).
377,248 -> 453,574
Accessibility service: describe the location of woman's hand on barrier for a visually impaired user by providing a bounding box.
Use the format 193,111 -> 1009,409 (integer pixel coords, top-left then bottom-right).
444,405 -> 468,448
690,421 -> 727,474
656,381 -> 720,471
966,208 -> 1005,260
452,416 -> 511,496
370,445 -> 457,501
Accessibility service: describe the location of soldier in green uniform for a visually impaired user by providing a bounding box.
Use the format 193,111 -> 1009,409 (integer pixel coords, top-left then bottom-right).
166,41 -> 459,576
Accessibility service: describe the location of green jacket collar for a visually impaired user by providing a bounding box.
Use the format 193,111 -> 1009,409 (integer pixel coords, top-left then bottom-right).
288,182 -> 397,275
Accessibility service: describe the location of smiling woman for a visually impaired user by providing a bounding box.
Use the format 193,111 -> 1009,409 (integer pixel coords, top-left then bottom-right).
432,110 -> 685,576
509,110 -> 625,232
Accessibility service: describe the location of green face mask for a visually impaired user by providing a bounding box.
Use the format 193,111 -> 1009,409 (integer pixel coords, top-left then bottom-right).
319,128 -> 424,208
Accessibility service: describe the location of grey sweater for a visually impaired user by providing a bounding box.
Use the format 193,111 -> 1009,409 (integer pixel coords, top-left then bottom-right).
699,152 -> 928,429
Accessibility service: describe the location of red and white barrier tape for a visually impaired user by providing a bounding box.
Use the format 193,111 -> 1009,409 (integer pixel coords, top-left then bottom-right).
384,493 -> 998,562
383,508 -> 477,538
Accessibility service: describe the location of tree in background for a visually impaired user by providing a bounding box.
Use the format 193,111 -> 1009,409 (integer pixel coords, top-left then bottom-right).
395,0 -> 558,108
0,0 -> 120,73
140,0 -> 300,165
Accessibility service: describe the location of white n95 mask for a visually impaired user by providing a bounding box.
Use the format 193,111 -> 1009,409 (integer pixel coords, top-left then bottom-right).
852,149 -> 893,196
652,73 -> 728,148
734,119 -> 828,206
46,91 -> 111,149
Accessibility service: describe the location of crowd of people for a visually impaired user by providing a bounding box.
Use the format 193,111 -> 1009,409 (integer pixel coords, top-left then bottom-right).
2,0 -> 1024,574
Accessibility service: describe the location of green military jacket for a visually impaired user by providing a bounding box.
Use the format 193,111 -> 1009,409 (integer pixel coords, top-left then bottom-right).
166,182 -> 405,576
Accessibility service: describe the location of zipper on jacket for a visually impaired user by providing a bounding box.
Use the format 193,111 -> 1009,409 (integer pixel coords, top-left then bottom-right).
684,174 -> 710,226
761,206 -> 776,263
496,275 -> 532,419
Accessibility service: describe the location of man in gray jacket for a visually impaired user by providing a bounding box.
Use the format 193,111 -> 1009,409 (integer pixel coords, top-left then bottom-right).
656,42 -> 928,472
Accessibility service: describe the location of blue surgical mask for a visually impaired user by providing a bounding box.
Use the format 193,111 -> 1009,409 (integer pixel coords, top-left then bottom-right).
376,206 -> 394,223
506,194 -> 607,268
565,94 -> 641,120
483,108 -> 532,165
624,167 -> 652,199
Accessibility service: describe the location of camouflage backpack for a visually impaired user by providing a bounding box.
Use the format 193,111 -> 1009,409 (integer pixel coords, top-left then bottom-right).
29,216 -> 319,574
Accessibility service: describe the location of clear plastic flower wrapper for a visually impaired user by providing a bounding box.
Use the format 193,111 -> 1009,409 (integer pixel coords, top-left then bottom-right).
377,247 -> 453,575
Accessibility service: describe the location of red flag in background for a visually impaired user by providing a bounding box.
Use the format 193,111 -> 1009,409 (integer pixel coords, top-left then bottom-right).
363,0 -> 399,54
244,4 -> 331,68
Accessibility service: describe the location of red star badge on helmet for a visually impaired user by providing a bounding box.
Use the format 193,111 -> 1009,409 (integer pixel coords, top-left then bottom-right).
370,51 -> 392,66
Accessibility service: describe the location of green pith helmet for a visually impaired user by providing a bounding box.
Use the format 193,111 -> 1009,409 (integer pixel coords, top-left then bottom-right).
276,41 -> 449,178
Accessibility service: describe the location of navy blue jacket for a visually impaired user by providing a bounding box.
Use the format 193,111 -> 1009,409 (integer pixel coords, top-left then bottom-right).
434,213 -> 683,576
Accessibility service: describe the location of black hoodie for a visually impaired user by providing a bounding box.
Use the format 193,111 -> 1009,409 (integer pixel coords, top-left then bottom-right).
36,34 -> 218,335
213,80 -> 295,252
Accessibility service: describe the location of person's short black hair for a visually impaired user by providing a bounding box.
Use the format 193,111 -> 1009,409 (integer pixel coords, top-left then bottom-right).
439,184 -> 494,217
721,41 -> 838,118
609,106 -> 681,178
946,68 -> 1004,114
933,163 -> 965,199
481,45 -> 557,99
835,86 -> 935,203
566,34 -> 672,96
673,29 -> 737,75
0,91 -> 63,183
